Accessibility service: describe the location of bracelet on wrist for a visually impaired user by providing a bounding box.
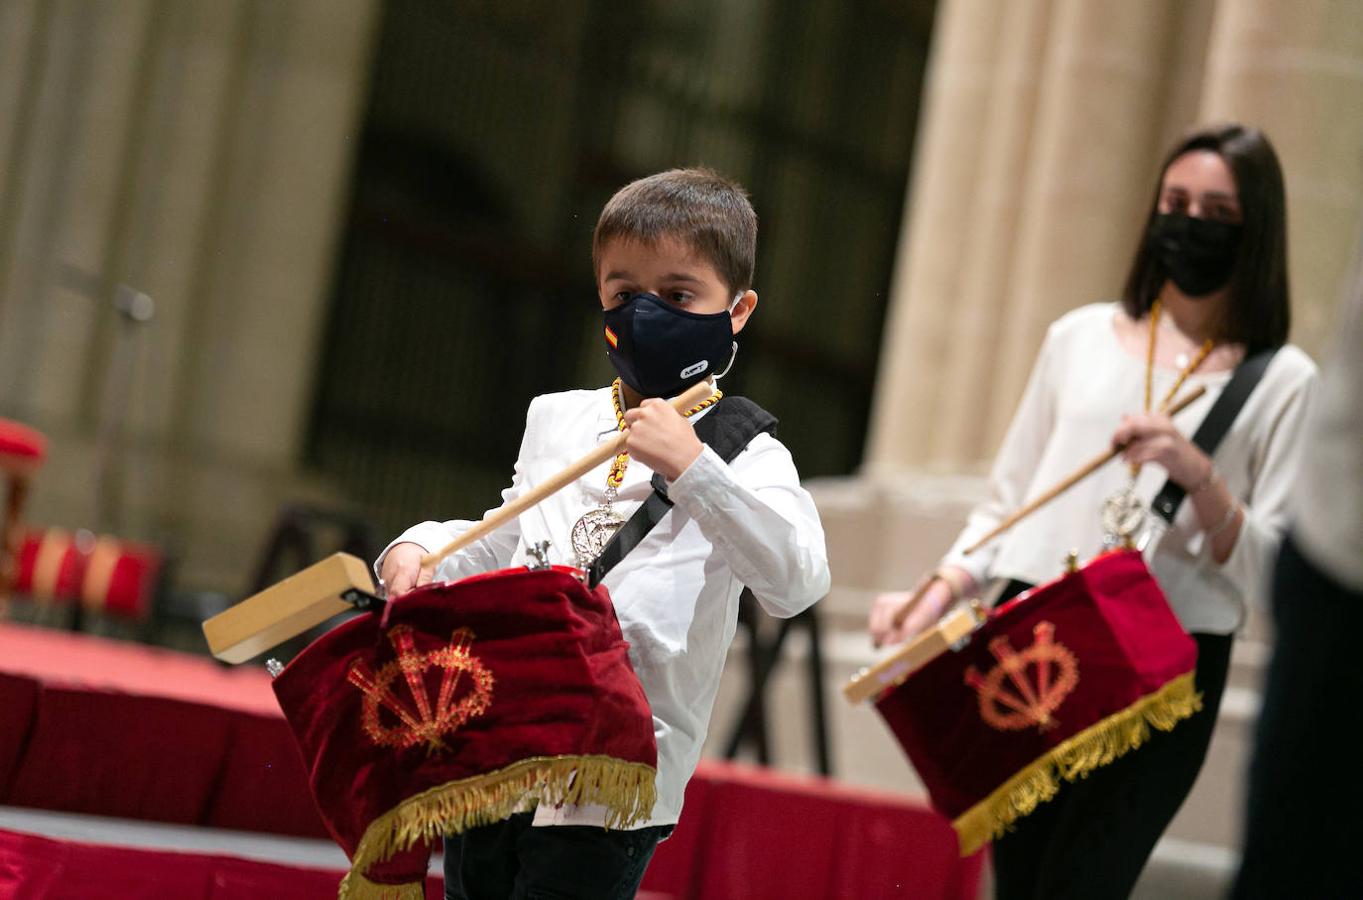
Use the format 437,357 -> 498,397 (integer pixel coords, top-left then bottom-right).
1189,465 -> 1217,496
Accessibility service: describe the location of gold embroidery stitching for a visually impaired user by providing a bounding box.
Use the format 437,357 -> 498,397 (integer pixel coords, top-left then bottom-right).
965,621 -> 1079,732
347,625 -> 494,752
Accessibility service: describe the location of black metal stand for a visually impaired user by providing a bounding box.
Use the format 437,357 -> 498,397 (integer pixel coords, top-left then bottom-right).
249,504 -> 379,593
721,589 -> 832,775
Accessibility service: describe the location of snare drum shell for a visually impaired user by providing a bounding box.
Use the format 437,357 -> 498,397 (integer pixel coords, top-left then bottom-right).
271,565 -> 658,861
875,551 -> 1197,827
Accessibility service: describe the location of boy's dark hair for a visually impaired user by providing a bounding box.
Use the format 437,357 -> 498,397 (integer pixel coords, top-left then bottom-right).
593,168 -> 758,294
1120,124 -> 1290,352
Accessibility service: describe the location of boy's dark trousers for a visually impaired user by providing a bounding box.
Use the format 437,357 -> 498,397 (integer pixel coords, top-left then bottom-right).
443,812 -> 673,900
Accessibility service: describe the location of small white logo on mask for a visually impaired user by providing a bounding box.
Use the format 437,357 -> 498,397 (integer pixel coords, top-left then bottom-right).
680,361 -> 709,379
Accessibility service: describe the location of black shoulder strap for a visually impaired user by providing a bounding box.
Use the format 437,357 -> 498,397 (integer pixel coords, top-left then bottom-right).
1150,347 -> 1278,524
586,396 -> 777,587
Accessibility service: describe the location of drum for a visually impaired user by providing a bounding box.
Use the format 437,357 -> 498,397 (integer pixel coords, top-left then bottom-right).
271,564 -> 657,899
872,550 -> 1200,856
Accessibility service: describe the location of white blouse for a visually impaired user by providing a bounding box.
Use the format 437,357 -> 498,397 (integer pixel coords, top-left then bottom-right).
940,303 -> 1318,634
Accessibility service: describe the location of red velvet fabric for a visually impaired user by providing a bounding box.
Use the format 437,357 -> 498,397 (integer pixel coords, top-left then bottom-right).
0,764 -> 982,900
12,531 -> 86,602
203,710 -> 331,839
272,566 -> 657,880
875,550 -> 1197,824
0,417 -> 45,468
0,623 -> 327,838
11,529 -> 161,617
0,827 -> 446,899
90,542 -> 161,618
643,760 -> 984,900
0,672 -> 38,790
6,687 -> 237,822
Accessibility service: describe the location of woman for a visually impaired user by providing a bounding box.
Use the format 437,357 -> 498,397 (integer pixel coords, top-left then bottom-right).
868,124 -> 1317,898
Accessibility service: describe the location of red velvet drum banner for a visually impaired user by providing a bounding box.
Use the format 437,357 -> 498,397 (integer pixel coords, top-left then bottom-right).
272,565 -> 658,899
874,551 -> 1200,855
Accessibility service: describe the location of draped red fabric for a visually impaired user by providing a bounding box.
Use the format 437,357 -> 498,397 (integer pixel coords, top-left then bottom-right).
272,565 -> 658,889
0,827 -> 445,900
7,688 -> 237,822
0,672 -> 38,791
644,760 -> 984,900
0,418 -> 46,468
875,551 -> 1198,832
0,622 -> 327,838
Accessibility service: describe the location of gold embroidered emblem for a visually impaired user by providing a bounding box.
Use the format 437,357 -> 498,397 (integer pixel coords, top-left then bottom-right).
965,621 -> 1078,732
347,625 -> 494,752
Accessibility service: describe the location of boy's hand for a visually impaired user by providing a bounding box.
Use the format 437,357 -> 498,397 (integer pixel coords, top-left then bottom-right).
623,398 -> 705,481
379,541 -> 435,596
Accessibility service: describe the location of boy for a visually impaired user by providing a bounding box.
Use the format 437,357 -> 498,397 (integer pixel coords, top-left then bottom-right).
380,168 -> 829,899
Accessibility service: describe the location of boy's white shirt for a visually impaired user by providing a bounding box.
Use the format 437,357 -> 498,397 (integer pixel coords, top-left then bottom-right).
377,385 -> 831,828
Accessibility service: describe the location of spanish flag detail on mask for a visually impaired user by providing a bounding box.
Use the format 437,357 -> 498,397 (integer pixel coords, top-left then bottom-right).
604,325 -> 619,348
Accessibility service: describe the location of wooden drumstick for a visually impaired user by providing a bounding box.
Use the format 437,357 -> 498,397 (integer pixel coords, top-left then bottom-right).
203,380 -> 717,664
961,384 -> 1206,556
420,379 -> 716,569
881,574 -> 935,644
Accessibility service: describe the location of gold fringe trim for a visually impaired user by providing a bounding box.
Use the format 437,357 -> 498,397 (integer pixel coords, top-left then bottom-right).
336,871 -> 424,900
952,672 -> 1202,856
337,754 -> 656,899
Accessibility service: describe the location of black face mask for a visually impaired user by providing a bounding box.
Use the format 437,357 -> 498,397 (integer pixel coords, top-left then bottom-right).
1147,212 -> 1243,297
602,292 -> 737,398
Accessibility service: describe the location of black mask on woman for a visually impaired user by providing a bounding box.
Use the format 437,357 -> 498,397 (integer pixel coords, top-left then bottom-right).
1147,212 -> 1243,297
602,292 -> 737,398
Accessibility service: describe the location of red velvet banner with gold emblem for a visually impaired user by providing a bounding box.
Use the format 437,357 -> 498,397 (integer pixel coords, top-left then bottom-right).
875,551 -> 1200,855
272,565 -> 657,899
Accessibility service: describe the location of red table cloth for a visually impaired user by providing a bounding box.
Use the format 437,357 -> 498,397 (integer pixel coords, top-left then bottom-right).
0,623 -> 326,838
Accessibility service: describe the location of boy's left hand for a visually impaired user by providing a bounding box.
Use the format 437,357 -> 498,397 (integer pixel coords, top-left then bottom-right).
623,399 -> 705,481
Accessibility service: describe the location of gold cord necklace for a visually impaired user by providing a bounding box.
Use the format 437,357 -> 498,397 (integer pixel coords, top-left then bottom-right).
1101,299 -> 1214,546
569,377 -> 722,568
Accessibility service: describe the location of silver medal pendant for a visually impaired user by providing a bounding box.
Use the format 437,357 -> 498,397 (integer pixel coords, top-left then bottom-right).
570,500 -> 626,569
1100,485 -> 1146,549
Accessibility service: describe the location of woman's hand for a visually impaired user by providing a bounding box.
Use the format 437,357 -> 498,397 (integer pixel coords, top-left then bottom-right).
1111,412 -> 1211,489
379,541 -> 435,596
869,566 -> 975,648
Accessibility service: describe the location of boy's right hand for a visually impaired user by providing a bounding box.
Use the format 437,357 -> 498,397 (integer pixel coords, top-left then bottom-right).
379,542 -> 435,596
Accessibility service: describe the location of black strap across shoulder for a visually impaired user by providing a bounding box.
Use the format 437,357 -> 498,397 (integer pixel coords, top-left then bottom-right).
1150,347 -> 1278,524
586,396 -> 777,588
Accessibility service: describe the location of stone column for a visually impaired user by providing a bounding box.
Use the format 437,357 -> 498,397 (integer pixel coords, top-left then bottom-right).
0,0 -> 379,589
979,0 -> 1189,451
1200,0 -> 1363,353
866,0 -> 1202,474
862,0 -> 1011,476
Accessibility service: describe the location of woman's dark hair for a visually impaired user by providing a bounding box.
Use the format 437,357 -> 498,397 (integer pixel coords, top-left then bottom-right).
1120,124 -> 1290,351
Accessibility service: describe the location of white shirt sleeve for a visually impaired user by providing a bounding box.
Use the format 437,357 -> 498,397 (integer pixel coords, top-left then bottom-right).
1213,361 -> 1318,602
374,398 -> 537,583
665,436 -> 831,618
939,322 -> 1062,586
1294,265 -> 1363,589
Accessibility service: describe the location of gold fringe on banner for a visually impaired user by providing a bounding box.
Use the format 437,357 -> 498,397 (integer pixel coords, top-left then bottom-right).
337,754 -> 656,900
952,672 -> 1202,856
336,871 -> 425,900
